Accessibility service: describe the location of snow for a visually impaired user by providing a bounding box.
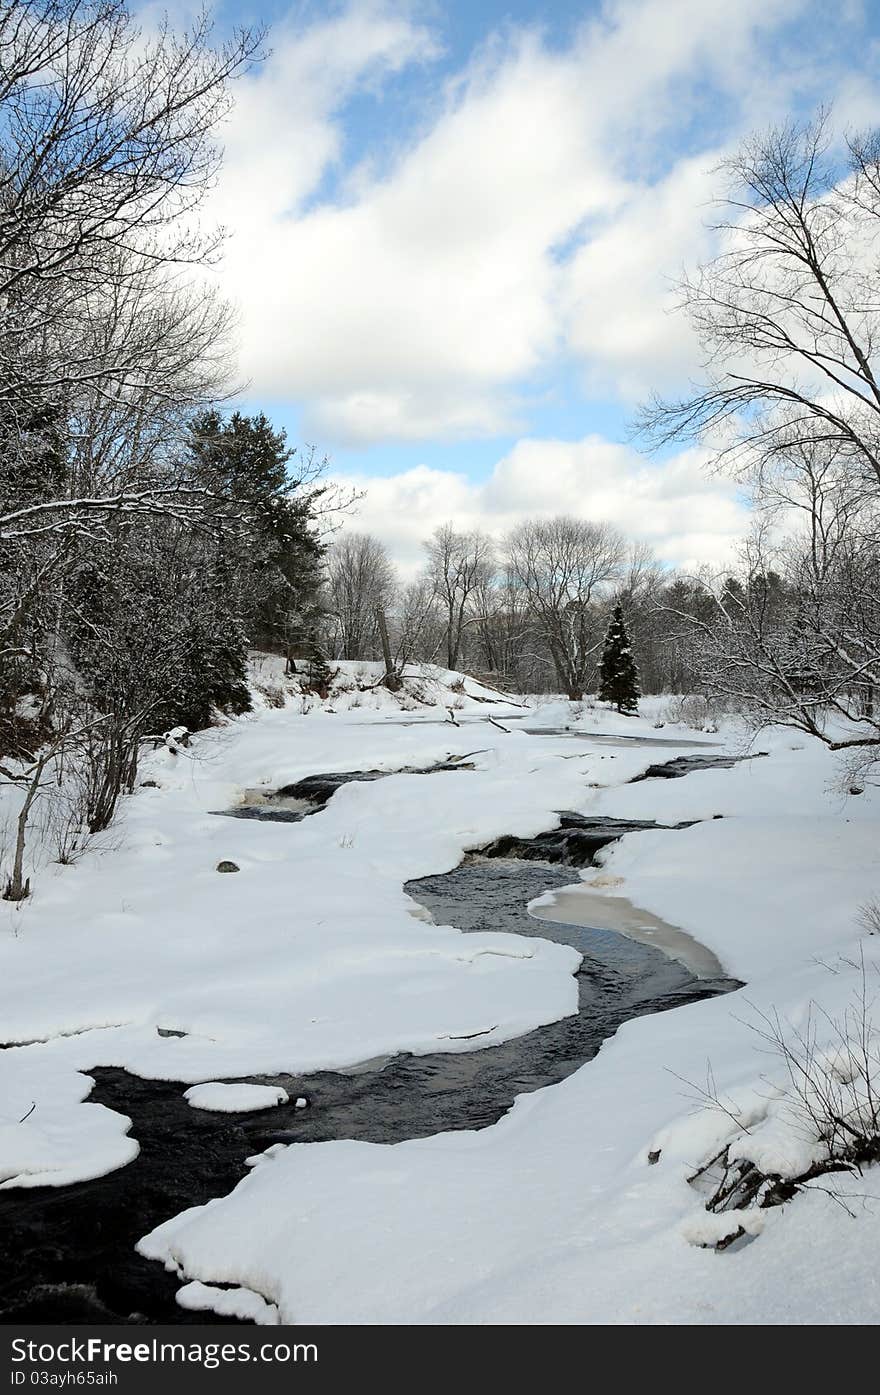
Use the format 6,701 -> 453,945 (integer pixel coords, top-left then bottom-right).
0,662 -> 592,1190
183,1083 -> 288,1113
0,1041 -> 138,1190
4,662 -> 880,1322
175,1280 -> 279,1324
248,654 -> 530,717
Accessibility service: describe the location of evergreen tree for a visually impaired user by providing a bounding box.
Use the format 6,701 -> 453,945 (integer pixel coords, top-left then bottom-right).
304,631 -> 335,699
186,410 -> 325,654
598,604 -> 640,713
66,523 -> 252,734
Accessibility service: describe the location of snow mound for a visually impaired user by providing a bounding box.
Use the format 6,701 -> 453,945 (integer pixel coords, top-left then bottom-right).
183,1083 -> 288,1113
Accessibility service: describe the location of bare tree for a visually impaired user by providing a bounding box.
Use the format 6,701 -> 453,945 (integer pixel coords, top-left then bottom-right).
1,744 -> 52,900
0,0 -> 259,674
389,577 -> 443,671
0,2 -> 279,898
676,515 -> 880,756
326,533 -> 396,660
639,111 -> 880,762
423,523 -> 494,672
0,1 -> 260,412
505,516 -> 625,697
639,112 -> 880,492
0,697 -> 113,900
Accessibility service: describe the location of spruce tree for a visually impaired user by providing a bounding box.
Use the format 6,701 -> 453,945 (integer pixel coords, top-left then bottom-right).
186,410 -> 325,654
305,632 -> 335,699
598,604 -> 640,714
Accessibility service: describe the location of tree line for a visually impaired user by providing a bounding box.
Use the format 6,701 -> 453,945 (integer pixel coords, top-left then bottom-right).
322,519 -> 702,700
0,1 -> 335,897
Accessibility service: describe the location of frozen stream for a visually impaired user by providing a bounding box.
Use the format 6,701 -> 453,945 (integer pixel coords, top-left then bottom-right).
0,747 -> 740,1325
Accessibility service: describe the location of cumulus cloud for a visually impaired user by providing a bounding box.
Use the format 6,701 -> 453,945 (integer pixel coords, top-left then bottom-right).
562,154 -> 719,399
212,0 -> 864,444
221,21 -> 624,434
214,3 -> 439,225
332,435 -> 749,574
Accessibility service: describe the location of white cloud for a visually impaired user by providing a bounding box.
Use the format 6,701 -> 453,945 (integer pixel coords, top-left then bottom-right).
213,0 -> 853,444
213,2 -> 439,226
333,435 -> 749,574
562,154 -> 719,399
222,23 -> 624,431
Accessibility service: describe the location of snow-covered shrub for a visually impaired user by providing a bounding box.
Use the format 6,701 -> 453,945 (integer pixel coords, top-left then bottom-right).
676,980 -> 880,1249
660,693 -> 727,729
858,900 -> 880,936
40,778 -> 88,867
255,682 -> 286,709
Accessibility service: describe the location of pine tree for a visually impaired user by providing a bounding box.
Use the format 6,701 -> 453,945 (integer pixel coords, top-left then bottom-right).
304,632 -> 335,699
186,410 -> 325,653
598,604 -> 640,714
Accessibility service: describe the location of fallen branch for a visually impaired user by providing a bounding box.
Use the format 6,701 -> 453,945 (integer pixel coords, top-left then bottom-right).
440,1024 -> 498,1041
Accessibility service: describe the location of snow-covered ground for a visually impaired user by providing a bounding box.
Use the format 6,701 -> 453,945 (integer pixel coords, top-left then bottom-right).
3,660 -> 880,1322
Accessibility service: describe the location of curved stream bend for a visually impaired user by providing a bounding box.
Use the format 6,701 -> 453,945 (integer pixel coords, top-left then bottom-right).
0,785 -> 739,1324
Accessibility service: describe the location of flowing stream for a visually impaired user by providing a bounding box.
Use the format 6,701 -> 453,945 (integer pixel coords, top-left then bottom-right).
0,744 -> 741,1325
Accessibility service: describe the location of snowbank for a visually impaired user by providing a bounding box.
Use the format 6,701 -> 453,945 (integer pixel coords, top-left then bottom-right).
248,653 -> 529,717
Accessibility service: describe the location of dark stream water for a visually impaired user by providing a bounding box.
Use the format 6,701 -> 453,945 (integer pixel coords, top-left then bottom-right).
0,760 -> 741,1325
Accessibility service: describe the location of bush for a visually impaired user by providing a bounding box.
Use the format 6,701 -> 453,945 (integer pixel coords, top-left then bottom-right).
680,969 -> 880,1249
660,693 -> 728,729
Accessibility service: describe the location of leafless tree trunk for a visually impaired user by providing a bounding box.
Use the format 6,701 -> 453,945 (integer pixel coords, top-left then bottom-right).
2,749 -> 48,901
375,605 -> 401,692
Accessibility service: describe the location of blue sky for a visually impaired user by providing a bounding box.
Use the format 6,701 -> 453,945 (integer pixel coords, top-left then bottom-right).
191,0 -> 880,570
